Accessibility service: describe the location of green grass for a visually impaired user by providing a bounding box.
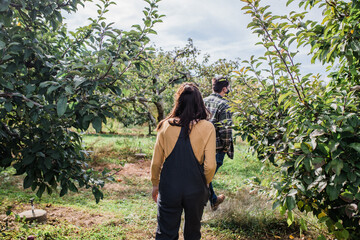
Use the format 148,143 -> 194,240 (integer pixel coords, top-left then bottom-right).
82,133 -> 156,165
213,143 -> 275,193
0,129 -> 321,240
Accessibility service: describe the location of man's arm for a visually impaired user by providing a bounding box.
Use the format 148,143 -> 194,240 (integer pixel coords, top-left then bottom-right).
217,103 -> 233,152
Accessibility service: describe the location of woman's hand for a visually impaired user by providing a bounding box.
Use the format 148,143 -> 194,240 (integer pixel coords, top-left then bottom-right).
152,185 -> 159,203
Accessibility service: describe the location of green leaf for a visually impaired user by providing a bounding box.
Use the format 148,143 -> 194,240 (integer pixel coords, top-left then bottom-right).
301,142 -> 311,153
340,229 -> 349,239
23,156 -> 35,165
74,77 -> 86,88
317,235 -> 327,240
347,171 -> 356,183
92,117 -> 102,133
286,196 -> 296,210
332,159 -> 343,176
69,182 -> 78,192
272,200 -> 281,210
295,155 -> 305,168
300,217 -> 308,231
57,95 -> 67,117
147,29 -> 157,35
92,186 -> 104,204
326,185 -> 340,201
303,157 -> 311,171
44,172 -> 54,183
36,184 -> 46,198
0,40 -> 5,49
296,182 -> 306,192
318,181 -> 327,193
44,158 -> 52,169
340,192 -> 354,202
287,210 -> 294,226
329,140 -> 339,153
278,91 -> 292,104
297,200 -> 304,209
47,85 -> 60,94
93,62 -> 107,69
286,0 -> 295,7
349,143 -> 360,153
144,18 -> 151,27
310,129 -> 325,138
0,0 -> 10,11
60,185 -> 68,197
4,102 -> 12,112
317,143 -> 329,155
23,175 -> 34,189
26,101 -> 34,108
36,152 -> 45,158
303,175 -> 313,185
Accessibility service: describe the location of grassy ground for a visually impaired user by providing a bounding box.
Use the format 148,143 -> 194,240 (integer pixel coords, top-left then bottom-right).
0,127 -> 321,239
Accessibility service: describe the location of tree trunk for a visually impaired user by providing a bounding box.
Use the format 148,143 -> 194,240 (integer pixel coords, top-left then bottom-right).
154,99 -> 165,122
147,112 -> 154,136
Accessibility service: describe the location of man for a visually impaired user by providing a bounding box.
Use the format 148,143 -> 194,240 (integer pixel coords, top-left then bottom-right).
203,76 -> 234,211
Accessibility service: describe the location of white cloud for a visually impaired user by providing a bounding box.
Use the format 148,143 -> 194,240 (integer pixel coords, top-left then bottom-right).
63,0 -> 146,30
64,0 -> 327,75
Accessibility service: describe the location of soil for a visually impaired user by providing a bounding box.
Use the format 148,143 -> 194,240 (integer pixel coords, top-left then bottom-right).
95,159 -> 151,192
1,159 -> 151,229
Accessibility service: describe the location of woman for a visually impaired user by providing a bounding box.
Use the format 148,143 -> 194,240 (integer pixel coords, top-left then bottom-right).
151,82 -> 216,240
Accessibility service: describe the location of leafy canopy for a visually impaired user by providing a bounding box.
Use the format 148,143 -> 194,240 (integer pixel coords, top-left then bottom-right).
0,0 -> 163,203
235,0 -> 360,239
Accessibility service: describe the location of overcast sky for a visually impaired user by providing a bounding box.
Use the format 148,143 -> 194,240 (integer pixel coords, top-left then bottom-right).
64,0 -> 328,76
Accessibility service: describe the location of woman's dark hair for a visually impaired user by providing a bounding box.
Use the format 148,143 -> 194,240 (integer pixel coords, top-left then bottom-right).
156,82 -> 209,135
212,76 -> 229,93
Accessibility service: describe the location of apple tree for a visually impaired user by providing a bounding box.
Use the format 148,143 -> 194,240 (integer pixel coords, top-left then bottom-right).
0,0 -> 163,202
233,0 -> 360,238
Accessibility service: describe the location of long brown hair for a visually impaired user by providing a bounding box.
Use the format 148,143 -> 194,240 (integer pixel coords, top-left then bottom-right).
157,82 -> 209,135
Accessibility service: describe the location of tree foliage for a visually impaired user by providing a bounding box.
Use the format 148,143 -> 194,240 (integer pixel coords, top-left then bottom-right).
0,0 -> 163,202
114,38 -> 240,133
234,0 -> 360,239
115,39 -> 198,133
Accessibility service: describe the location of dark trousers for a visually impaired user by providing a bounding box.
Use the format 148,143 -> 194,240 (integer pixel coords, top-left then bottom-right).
209,152 -> 225,205
156,127 -> 208,240
156,192 -> 205,240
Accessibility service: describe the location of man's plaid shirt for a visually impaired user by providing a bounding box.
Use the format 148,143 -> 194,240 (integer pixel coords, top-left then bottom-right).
204,93 -> 234,159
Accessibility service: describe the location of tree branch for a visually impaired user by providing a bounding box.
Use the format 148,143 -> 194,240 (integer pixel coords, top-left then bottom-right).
250,2 -> 310,109
1,122 -> 20,138
0,92 -> 44,107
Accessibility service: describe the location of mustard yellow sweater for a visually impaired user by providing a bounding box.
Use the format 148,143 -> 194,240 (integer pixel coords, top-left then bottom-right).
151,119 -> 216,186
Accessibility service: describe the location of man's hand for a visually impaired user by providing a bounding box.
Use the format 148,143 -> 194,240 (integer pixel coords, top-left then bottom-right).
152,185 -> 159,203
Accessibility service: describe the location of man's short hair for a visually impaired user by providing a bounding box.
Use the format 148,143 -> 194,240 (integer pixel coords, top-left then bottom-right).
212,76 -> 229,93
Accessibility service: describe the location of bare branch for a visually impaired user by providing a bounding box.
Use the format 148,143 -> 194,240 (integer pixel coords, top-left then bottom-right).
158,71 -> 190,93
